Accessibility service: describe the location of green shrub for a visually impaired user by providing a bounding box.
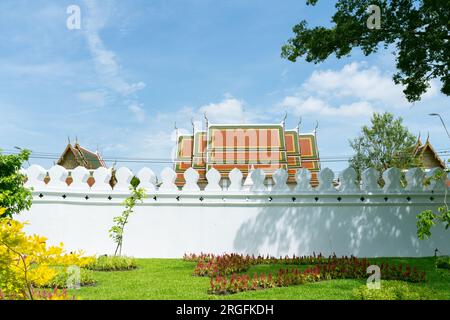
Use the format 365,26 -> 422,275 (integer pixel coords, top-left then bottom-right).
353,281 -> 433,300
0,149 -> 32,218
86,255 -> 137,271
45,268 -> 96,288
436,256 -> 450,270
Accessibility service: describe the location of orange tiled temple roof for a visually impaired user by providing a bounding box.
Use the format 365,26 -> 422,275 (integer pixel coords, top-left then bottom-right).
174,122 -> 320,186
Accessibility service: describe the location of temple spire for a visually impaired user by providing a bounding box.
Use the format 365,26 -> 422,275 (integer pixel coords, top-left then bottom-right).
174,122 -> 179,137
204,112 -> 209,129
190,118 -> 195,135
281,112 -> 287,129
416,132 -> 422,147
313,120 -> 319,134
296,117 -> 302,135
190,118 -> 195,163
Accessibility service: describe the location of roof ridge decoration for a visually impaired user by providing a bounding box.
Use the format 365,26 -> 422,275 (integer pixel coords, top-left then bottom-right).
413,135 -> 446,169
296,117 -> 302,135
313,120 -> 319,135
77,144 -> 99,156
413,132 -> 423,154
74,144 -> 91,168
204,112 -> 209,129
422,138 -> 446,168
281,111 -> 287,129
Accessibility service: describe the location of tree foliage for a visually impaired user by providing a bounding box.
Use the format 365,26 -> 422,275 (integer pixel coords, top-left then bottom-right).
0,218 -> 94,300
282,0 -> 449,102
110,186 -> 146,256
0,149 -> 32,218
349,112 -> 419,179
416,169 -> 450,240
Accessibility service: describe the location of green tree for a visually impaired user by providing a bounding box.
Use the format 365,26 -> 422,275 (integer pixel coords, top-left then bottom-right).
349,112 -> 419,179
0,149 -> 32,219
416,169 -> 450,240
282,0 -> 449,102
109,186 -> 146,256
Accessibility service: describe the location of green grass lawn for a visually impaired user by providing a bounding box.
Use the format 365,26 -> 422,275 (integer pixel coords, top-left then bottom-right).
70,257 -> 450,300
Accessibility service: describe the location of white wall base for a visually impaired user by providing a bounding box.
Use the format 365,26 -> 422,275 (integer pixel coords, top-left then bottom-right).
18,202 -> 449,258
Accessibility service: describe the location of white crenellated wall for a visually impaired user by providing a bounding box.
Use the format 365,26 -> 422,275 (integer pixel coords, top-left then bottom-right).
17,165 -> 450,258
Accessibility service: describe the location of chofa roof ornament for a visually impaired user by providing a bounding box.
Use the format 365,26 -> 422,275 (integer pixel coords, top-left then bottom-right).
281,112 -> 287,128
314,120 -> 319,134
296,117 -> 302,134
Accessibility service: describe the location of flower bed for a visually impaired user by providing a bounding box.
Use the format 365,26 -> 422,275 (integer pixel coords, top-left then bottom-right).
210,267 -> 321,294
184,252 -> 326,266
192,254 -> 252,277
197,253 -> 427,295
186,252 -> 327,277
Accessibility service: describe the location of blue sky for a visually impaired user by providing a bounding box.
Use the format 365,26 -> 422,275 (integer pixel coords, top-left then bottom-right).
0,0 -> 448,174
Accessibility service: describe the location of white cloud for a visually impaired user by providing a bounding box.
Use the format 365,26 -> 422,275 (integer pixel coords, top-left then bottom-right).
276,62 -> 438,120
128,103 -> 146,123
76,90 -> 107,107
303,62 -> 419,107
422,79 -> 440,100
281,96 -> 376,118
199,98 -> 247,124
83,0 -> 146,122
84,22 -> 146,96
156,106 -> 195,123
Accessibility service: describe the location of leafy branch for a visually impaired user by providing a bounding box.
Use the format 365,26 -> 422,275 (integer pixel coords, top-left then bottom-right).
282,0 -> 450,102
417,169 -> 450,240
109,187 -> 146,256
0,237 -> 34,300
0,148 -> 32,218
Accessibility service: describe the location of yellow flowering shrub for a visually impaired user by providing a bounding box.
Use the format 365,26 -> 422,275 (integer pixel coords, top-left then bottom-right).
0,217 -> 95,299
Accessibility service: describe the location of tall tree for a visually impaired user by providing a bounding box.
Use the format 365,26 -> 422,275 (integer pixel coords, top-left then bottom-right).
349,112 -> 419,178
282,0 -> 449,102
